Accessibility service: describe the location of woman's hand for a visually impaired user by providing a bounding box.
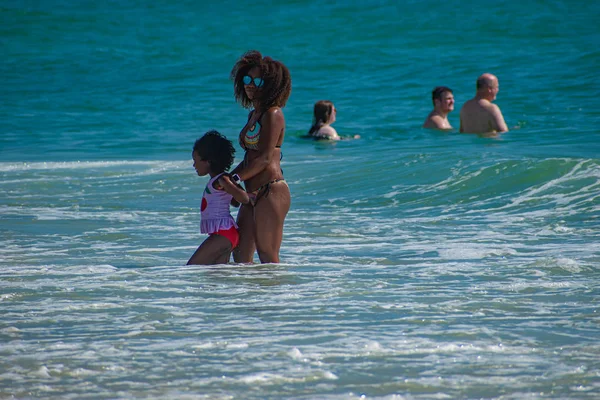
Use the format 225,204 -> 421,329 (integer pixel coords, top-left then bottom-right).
218,174 -> 251,205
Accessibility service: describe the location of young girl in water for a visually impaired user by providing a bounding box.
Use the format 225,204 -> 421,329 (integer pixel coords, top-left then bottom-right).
187,130 -> 250,265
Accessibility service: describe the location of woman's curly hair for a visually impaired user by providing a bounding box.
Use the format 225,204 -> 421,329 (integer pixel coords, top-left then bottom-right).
193,130 -> 235,174
230,50 -> 292,110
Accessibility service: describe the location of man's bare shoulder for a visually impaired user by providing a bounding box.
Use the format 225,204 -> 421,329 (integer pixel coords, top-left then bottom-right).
478,98 -> 499,112
461,98 -> 498,116
460,98 -> 499,134
423,113 -> 451,130
460,98 -> 476,114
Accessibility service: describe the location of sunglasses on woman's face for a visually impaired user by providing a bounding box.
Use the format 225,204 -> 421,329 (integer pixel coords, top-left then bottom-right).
243,75 -> 264,88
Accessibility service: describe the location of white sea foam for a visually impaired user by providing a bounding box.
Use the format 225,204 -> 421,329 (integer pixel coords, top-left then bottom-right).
288,347 -> 303,360
239,372 -> 286,384
32,366 -> 51,378
0,160 -> 186,172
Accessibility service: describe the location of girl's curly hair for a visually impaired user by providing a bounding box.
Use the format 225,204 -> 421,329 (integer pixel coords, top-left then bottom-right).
230,50 -> 292,110
193,130 -> 235,174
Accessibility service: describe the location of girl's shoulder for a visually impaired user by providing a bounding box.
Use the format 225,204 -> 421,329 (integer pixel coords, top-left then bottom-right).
210,173 -> 227,191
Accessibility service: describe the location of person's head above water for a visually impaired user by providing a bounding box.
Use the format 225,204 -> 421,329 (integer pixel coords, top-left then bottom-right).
230,50 -> 292,110
313,100 -> 335,124
308,100 -> 338,138
431,86 -> 454,111
192,130 -> 235,176
475,73 -> 499,101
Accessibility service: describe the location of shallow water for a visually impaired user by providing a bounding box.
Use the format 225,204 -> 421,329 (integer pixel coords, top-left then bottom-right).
1,0 -> 600,398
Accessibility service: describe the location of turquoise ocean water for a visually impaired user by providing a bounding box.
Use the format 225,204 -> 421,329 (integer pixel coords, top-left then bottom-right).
2,1 -> 600,398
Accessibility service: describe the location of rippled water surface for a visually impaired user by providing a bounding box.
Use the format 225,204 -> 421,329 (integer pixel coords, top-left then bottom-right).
2,0 -> 600,398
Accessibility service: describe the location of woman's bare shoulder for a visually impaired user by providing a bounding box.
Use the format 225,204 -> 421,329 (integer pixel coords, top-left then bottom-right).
260,107 -> 284,123
316,125 -> 340,140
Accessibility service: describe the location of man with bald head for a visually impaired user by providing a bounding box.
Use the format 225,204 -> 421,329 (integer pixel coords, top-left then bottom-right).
459,73 -> 508,134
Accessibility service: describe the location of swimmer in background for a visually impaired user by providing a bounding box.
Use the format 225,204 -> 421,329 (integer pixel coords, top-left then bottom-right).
308,100 -> 359,140
187,130 -> 250,265
423,86 -> 455,130
308,100 -> 340,140
460,73 -> 508,134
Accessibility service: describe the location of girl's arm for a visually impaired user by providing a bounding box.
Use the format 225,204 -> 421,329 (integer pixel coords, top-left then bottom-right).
235,107 -> 284,181
217,174 -> 250,205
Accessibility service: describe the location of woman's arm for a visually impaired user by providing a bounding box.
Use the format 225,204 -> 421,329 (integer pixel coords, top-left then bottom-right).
230,159 -> 244,175
236,107 -> 284,181
217,175 -> 250,205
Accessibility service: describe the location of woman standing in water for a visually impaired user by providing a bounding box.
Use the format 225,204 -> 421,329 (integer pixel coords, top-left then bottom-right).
229,50 -> 292,264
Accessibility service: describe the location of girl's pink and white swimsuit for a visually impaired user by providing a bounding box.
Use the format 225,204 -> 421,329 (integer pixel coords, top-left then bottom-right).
200,174 -> 238,234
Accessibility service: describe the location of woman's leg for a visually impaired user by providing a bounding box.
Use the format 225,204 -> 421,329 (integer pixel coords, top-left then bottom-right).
233,203 -> 256,263
187,235 -> 232,265
253,181 -> 291,263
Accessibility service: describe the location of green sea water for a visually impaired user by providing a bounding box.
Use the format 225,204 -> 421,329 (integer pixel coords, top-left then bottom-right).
1,1 -> 599,398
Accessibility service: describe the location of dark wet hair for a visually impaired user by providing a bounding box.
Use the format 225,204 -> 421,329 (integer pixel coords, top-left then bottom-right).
193,130 -> 235,174
308,100 -> 334,136
230,50 -> 292,110
432,86 -> 453,106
